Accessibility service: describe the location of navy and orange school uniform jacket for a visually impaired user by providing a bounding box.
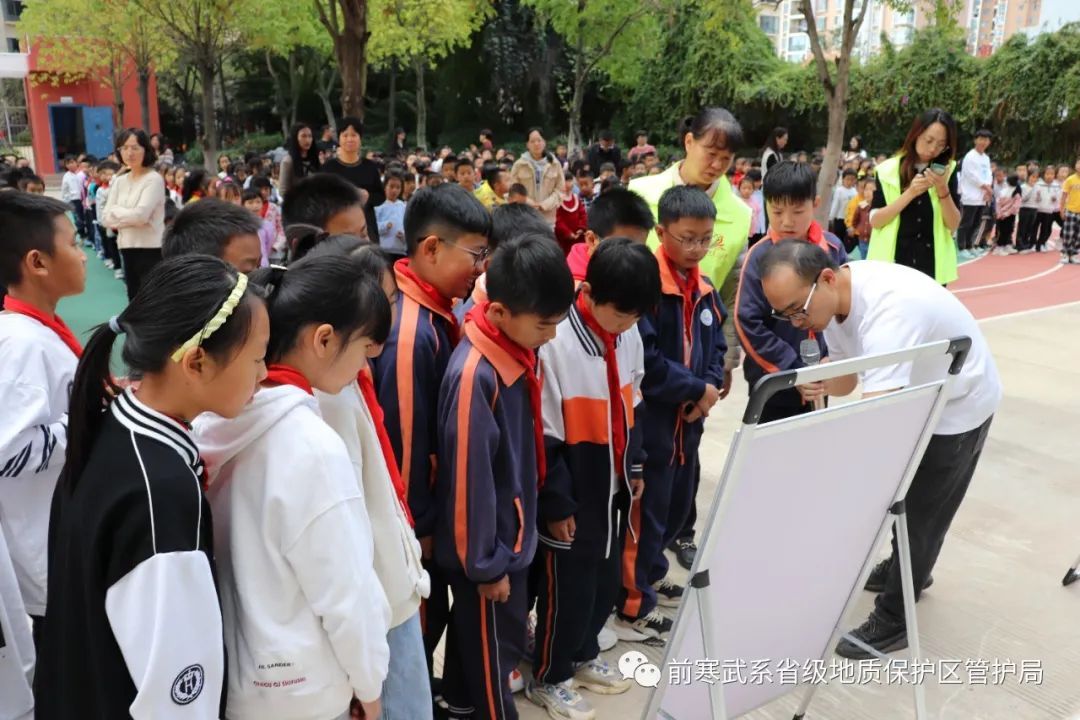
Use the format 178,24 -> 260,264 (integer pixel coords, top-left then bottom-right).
620,247 -> 727,620
434,313 -> 541,720
735,223 -> 847,391
371,259 -> 459,539
434,319 -> 540,583
537,301 -> 645,559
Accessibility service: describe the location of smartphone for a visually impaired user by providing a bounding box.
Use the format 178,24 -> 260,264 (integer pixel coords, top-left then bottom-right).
930,162 -> 947,176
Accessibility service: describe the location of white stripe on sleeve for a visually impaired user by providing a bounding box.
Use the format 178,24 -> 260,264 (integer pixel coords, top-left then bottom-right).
105,551 -> 224,719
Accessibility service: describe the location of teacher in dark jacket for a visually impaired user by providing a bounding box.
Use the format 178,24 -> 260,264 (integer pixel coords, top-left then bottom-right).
587,129 -> 623,176
319,116 -> 385,245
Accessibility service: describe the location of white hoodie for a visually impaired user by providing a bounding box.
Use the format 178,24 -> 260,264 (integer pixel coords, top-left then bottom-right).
316,382 -> 429,629
194,384 -> 391,720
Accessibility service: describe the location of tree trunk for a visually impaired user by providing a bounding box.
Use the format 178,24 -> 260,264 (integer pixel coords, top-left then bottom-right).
816,93 -> 847,224
288,50 -> 301,128
217,58 -> 230,142
137,67 -> 152,133
198,61 -> 218,172
567,25 -> 586,154
387,61 -> 397,139
265,51 -> 290,138
336,0 -> 370,119
414,59 -> 427,150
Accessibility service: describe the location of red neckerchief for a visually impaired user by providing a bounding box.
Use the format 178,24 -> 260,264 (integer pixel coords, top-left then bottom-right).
465,302 -> 546,488
264,364 -> 314,395
259,202 -> 269,219
657,246 -> 700,347
766,220 -> 832,253
3,296 -> 83,358
576,294 -> 626,477
357,368 -> 415,527
394,258 -> 460,345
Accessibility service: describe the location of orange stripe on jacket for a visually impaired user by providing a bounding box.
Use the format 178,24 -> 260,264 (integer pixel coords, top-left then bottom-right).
734,241 -> 781,375
480,600 -> 498,720
454,348 -> 484,570
621,500 -> 643,618
562,397 -> 609,445
537,551 -> 556,680
395,299 -> 421,489
621,383 -> 635,429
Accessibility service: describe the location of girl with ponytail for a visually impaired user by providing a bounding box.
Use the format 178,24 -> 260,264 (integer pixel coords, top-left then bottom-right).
34,255 -> 270,720
193,253 -> 394,720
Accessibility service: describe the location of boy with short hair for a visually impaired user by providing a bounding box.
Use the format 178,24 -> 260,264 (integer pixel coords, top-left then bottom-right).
17,175 -> 45,194
456,158 -> 478,191
615,186 -> 727,641
370,184 -> 492,691
0,192 -> 87,647
59,156 -> 85,240
94,161 -> 121,273
435,234 -> 574,720
829,169 -> 859,252
282,173 -> 368,241
565,187 -> 655,285
528,239 -> 660,719
162,197 -> 264,273
241,189 -> 275,267
475,164 -> 509,210
575,171 -> 595,209
508,183 -> 529,204
1058,157 -> 1080,263
735,160 -> 847,423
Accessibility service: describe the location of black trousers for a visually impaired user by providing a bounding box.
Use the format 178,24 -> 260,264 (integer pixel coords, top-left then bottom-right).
119,248 -> 162,300
1035,212 -> 1057,250
956,205 -> 984,251
1017,208 -> 1038,249
531,539 -> 621,685
875,416 -> 993,622
830,218 -> 854,253
101,229 -> 121,267
995,215 -> 1016,247
70,200 -> 87,239
442,569 -> 528,720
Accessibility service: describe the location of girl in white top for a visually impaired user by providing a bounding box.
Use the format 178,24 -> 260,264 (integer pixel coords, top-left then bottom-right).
1033,165 -> 1061,252
195,254 -> 392,720
101,129 -> 165,300
305,239 -> 432,719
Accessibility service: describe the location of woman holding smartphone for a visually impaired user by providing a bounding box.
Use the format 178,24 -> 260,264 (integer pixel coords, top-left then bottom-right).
866,108 -> 962,284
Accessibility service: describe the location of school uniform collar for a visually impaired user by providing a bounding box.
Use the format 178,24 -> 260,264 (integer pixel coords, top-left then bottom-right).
655,245 -> 712,298
765,220 -> 832,253
464,319 -> 526,385
111,388 -> 203,476
567,300 -> 622,358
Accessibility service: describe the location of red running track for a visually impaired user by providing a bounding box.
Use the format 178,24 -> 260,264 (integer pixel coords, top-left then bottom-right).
951,251 -> 1080,320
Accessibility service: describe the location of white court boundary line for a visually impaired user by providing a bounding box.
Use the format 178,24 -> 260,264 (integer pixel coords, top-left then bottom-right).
953,263 -> 1063,294
978,299 -> 1080,323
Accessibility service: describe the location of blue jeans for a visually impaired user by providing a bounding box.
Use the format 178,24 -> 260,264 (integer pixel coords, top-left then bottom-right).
380,611 -> 432,720
858,240 -> 869,260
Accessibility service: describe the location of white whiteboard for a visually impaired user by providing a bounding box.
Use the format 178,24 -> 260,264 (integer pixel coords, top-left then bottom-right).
653,383 -> 942,720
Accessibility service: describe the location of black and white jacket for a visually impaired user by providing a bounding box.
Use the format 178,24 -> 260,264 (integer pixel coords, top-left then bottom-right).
34,389 -> 224,719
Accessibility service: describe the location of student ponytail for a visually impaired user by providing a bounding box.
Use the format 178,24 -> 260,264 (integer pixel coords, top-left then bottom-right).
249,253 -> 392,362
62,256 -> 264,493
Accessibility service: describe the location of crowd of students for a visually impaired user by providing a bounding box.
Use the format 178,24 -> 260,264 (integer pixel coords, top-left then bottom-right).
0,106 -> 1040,720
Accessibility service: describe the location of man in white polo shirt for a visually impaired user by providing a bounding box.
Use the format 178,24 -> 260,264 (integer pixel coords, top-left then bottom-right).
758,240 -> 1001,659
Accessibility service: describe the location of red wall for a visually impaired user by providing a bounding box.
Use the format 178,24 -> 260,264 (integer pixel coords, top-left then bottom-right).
24,44 -> 161,174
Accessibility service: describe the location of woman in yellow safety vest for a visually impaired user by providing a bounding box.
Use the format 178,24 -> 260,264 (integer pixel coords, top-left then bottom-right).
867,108 -> 962,284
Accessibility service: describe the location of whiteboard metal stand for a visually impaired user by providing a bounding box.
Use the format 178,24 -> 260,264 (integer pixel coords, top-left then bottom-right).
649,337 -> 971,720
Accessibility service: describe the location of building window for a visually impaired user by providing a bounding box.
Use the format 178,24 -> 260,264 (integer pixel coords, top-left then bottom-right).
759,15 -> 780,35
818,16 -> 827,31
4,0 -> 23,19
817,0 -> 828,12
6,38 -> 19,53
0,78 -> 29,145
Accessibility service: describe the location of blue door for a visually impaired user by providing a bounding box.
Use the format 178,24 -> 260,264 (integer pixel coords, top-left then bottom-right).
81,106 -> 114,159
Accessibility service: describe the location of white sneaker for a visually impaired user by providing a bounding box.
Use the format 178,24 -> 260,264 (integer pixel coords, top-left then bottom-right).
597,623 -> 617,652
653,577 -> 684,607
509,667 -> 525,694
103,259 -> 114,269
574,657 -> 632,695
526,680 -> 595,720
613,608 -> 672,641
114,269 -> 125,280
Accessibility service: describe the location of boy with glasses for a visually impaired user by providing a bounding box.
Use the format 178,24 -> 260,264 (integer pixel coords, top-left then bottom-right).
734,161 -> 847,423
614,186 -> 728,642
370,184 -> 491,701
